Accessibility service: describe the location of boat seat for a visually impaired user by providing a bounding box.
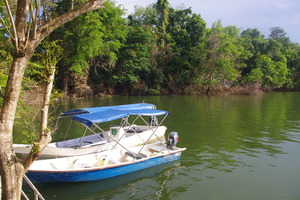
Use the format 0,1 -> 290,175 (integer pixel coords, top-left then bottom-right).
126,127 -> 144,133
149,145 -> 166,152
125,151 -> 147,160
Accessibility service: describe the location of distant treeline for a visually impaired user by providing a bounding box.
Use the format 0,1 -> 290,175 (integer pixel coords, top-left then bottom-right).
2,0 -> 300,97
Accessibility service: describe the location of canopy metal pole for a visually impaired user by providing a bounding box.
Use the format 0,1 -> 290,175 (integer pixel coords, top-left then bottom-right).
63,120 -> 73,141
89,123 -> 132,153
109,115 -> 141,151
78,127 -> 89,147
110,117 -> 128,147
82,124 -> 105,135
133,114 -> 170,158
140,113 -> 168,142
53,114 -> 61,136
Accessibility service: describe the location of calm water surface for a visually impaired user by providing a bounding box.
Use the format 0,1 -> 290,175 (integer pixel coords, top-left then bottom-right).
23,93 -> 300,200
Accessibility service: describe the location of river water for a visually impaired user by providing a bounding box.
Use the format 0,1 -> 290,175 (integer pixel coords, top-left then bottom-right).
22,93 -> 300,200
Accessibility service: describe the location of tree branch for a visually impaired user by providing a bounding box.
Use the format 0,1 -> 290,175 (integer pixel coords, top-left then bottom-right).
4,0 -> 19,52
35,0 -> 106,43
29,1 -> 37,39
35,0 -> 40,36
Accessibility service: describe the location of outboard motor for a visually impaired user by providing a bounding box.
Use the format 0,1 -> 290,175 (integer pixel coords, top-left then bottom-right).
167,132 -> 179,150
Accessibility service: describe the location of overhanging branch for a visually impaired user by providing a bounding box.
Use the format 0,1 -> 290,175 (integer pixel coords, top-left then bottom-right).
36,0 -> 106,43
4,0 -> 19,52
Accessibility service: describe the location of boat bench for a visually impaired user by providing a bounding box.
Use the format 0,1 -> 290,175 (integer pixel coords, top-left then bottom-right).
125,127 -> 146,133
125,151 -> 147,160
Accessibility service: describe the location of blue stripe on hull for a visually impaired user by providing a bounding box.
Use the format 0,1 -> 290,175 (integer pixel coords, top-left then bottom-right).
26,152 -> 182,183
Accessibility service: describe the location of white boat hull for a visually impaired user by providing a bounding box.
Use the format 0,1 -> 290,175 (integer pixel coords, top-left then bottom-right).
14,126 -> 167,159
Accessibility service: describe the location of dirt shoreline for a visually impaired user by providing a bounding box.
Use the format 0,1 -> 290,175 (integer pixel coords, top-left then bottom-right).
22,83 -> 298,104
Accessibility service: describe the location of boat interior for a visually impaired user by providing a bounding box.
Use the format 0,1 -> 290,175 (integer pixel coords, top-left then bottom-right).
47,142 -> 179,171
55,125 -> 155,149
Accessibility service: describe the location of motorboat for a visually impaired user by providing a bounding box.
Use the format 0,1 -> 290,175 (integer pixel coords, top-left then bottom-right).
26,132 -> 186,183
14,103 -> 168,159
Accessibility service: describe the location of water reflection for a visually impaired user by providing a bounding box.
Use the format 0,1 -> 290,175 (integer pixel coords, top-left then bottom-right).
32,161 -> 185,200
19,93 -> 300,199
151,93 -> 300,193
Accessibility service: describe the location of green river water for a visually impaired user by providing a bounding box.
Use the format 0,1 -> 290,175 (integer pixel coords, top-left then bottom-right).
21,92 -> 300,200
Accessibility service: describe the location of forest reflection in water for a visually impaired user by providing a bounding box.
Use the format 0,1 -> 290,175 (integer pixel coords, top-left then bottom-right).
21,92 -> 300,200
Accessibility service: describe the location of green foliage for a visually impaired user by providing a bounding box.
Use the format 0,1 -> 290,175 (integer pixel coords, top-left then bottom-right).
255,55 -> 290,87
154,0 -> 170,46
166,8 -> 207,88
114,26 -> 156,94
16,87 -> 62,145
0,45 -> 13,105
27,40 -> 63,83
269,27 -> 290,44
49,0 -> 127,96
21,130 -> 38,145
16,101 -> 40,144
240,27 -> 298,88
240,28 -> 267,72
55,0 -> 126,74
202,21 -> 245,87
5,0 -> 299,95
242,68 -> 264,83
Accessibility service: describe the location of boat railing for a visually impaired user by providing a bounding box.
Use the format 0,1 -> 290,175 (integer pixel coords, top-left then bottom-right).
22,175 -> 45,200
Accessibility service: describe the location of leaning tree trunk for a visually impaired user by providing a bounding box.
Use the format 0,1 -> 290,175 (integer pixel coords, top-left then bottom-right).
0,55 -> 29,199
22,64 -> 55,170
0,0 -> 107,199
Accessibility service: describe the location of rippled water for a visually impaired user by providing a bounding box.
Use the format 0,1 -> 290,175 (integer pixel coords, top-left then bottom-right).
22,93 -> 300,200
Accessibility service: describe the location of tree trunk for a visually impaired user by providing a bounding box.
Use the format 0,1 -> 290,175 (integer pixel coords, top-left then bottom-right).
22,65 -> 55,169
0,55 -> 29,199
0,163 -> 24,200
0,1 -> 107,199
69,70 -> 93,98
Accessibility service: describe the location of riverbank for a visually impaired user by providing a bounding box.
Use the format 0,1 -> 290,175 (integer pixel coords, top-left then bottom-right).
20,82 -> 299,104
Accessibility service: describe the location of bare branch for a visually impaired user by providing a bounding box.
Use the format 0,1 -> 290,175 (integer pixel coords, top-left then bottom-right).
4,0 -> 19,52
24,21 -> 31,48
0,87 -> 4,98
35,0 -> 40,35
29,1 -> 36,38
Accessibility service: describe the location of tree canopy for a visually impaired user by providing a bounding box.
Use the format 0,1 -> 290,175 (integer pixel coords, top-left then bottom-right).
2,0 -> 300,97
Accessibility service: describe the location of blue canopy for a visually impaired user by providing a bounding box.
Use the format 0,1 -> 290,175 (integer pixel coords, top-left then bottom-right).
72,109 -> 169,127
60,103 -> 156,117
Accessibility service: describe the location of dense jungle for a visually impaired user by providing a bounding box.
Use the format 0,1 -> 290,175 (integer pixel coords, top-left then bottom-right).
1,0 -> 300,98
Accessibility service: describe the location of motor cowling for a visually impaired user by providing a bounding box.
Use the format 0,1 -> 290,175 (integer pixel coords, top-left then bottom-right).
167,132 -> 179,149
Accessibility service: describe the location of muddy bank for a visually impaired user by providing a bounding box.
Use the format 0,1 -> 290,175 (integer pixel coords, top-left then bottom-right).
21,83 -> 297,103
